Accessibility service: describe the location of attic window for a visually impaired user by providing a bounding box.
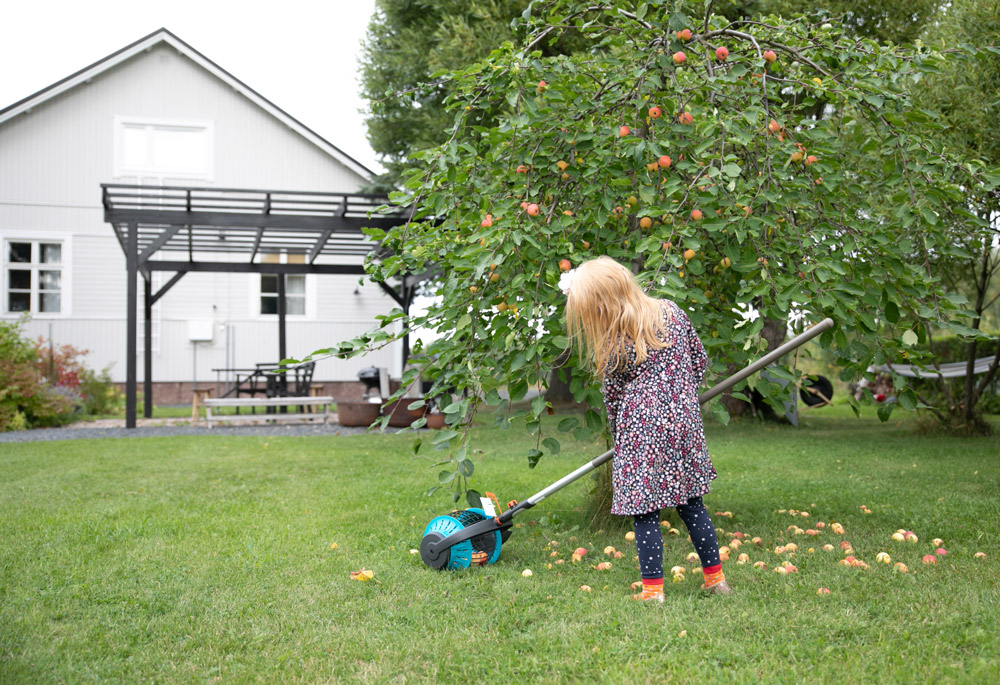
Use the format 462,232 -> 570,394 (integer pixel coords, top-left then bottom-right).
114,117 -> 214,180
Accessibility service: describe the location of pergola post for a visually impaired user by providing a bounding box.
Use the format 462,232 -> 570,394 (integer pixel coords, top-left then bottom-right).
125,222 -> 138,429
143,274 -> 153,418
277,273 -> 288,397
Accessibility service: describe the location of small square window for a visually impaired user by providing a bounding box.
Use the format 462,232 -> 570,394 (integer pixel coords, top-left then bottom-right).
40,293 -> 61,313
8,269 -> 30,290
39,270 -> 61,289
9,242 -> 31,263
8,292 -> 30,312
41,244 -> 61,264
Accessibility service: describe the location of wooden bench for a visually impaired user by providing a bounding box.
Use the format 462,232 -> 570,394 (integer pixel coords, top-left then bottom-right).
203,396 -> 334,428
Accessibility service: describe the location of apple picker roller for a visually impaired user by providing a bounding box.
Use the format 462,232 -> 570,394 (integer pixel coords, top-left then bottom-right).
420,318 -> 835,571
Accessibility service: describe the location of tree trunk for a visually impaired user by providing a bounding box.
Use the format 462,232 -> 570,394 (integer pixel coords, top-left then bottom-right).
546,352 -> 579,405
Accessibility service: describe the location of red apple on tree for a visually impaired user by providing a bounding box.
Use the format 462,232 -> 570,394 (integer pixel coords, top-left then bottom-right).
619,125 -> 630,137
763,50 -> 777,63
516,165 -> 528,174
676,28 -> 692,41
648,106 -> 662,119
658,155 -> 672,168
559,259 -> 572,272
527,203 -> 540,216
536,80 -> 547,93
715,46 -> 729,61
690,209 -> 703,221
673,51 -> 687,65
481,214 -> 493,228
678,112 -> 693,125
768,119 -> 782,134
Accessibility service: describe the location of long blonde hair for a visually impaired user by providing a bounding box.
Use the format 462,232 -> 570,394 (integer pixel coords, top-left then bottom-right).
565,256 -> 670,377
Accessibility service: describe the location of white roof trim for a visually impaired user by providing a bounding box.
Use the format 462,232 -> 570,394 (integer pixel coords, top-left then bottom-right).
0,28 -> 374,180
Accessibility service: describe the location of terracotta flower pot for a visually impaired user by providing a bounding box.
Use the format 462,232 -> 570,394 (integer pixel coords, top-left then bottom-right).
380,399 -> 426,427
336,401 -> 381,427
425,413 -> 447,429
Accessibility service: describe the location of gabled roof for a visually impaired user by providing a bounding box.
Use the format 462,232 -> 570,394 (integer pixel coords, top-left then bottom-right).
0,27 -> 374,179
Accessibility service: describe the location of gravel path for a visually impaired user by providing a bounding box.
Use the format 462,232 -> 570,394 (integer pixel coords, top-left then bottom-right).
0,417 -> 411,443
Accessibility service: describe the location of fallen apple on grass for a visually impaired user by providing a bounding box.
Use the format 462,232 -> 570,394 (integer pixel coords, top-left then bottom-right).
817,588 -> 831,596
922,555 -> 936,565
894,562 -> 909,573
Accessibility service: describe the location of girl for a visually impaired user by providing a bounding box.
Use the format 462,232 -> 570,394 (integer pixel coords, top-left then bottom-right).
563,256 -> 729,602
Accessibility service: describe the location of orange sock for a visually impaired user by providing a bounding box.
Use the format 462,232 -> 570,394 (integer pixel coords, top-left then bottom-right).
702,566 -> 725,589
632,577 -> 664,601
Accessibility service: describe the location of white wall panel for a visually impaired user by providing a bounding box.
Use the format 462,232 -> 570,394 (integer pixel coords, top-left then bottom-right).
0,40 -> 404,383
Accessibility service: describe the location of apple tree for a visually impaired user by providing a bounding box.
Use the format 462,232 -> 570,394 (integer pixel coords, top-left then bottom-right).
326,0 -> 999,504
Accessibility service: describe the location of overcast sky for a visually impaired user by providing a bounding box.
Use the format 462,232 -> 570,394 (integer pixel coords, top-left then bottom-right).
0,0 -> 383,173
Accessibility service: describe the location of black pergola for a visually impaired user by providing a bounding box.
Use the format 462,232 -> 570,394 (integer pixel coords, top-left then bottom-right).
102,183 -> 419,428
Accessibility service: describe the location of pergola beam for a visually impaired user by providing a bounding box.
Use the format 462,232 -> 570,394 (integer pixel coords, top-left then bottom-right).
143,260 -> 367,275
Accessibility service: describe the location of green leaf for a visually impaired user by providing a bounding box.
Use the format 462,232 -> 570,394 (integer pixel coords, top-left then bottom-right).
466,489 -> 482,508
884,301 -> 899,325
902,330 -> 918,347
438,469 -> 456,484
458,459 -> 475,477
585,409 -> 604,431
877,400 -> 896,423
711,401 -> 730,426
542,437 -> 561,455
527,448 -> 543,469
531,394 -> 546,418
557,416 -> 580,432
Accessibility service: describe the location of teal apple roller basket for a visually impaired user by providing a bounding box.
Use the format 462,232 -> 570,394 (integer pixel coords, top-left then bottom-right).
420,318 -> 835,571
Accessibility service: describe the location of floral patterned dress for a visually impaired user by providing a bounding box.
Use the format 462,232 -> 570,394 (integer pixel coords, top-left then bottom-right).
602,299 -> 716,516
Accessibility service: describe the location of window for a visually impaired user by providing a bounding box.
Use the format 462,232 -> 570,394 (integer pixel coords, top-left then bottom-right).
260,274 -> 306,315
114,117 -> 214,180
5,240 -> 63,314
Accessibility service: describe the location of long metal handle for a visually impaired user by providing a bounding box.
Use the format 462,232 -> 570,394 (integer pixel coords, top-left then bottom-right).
498,317 -> 835,522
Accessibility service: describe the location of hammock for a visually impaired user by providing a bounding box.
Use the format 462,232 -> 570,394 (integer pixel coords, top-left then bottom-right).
868,356 -> 996,379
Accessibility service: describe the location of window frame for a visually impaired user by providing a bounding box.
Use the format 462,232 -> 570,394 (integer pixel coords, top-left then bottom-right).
249,260 -> 316,321
1,236 -> 71,318
113,115 -> 216,181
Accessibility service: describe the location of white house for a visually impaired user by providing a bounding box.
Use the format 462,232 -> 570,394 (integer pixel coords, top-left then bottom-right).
0,28 -> 404,404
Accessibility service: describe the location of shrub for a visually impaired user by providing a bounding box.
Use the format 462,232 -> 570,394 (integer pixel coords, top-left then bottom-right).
0,316 -> 74,430
78,365 -> 125,415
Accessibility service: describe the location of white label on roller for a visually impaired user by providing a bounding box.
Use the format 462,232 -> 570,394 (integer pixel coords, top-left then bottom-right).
480,497 -> 497,517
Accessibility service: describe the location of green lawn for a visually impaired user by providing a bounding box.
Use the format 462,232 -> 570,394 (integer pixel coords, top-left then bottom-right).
1,407 -> 998,683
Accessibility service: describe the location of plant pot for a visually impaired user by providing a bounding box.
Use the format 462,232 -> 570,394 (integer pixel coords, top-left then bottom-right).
336,401 -> 381,427
380,399 -> 425,427
425,413 -> 447,429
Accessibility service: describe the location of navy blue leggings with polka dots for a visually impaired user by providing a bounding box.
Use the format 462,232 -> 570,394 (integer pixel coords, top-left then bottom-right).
633,496 -> 721,579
